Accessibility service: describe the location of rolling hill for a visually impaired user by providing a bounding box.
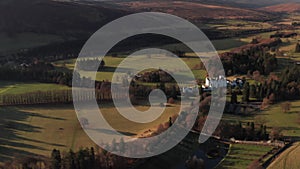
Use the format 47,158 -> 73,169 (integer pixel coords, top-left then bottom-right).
116,0 -> 273,21
0,0 -> 127,38
75,0 -> 300,8
260,2 -> 300,13
203,0 -> 300,8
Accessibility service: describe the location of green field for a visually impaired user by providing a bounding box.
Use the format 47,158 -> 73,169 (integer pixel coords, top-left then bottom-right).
222,99 -> 300,137
0,81 -> 70,95
240,31 -> 277,43
216,144 -> 274,169
0,103 -> 180,163
207,20 -> 272,31
211,38 -> 248,51
162,38 -> 247,52
0,105 -> 94,163
255,100 -> 300,137
54,55 -> 208,81
268,142 -> 300,169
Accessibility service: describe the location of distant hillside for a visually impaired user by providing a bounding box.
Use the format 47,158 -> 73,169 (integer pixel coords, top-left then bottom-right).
117,0 -> 272,21
75,0 -> 300,8
260,2 -> 300,13
201,0 -> 300,8
0,0 -> 127,38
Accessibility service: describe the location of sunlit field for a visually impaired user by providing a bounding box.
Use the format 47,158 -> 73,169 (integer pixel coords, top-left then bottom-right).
0,81 -> 70,95
0,103 -> 180,163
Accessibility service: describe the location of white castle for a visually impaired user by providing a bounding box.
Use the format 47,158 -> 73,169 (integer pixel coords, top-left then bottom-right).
181,75 -> 227,95
202,75 -> 227,89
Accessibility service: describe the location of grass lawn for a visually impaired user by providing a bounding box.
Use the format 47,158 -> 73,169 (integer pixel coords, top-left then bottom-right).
216,144 -> 274,169
255,100 -> 300,137
0,103 -> 180,163
0,81 -> 70,95
222,99 -> 300,138
268,142 -> 300,169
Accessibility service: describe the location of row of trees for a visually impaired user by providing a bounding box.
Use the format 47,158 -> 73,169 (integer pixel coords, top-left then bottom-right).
0,88 -> 128,106
0,63 -> 73,86
0,83 -> 178,106
0,61 -> 112,89
2,40 -> 85,65
134,69 -> 175,83
129,82 -> 179,99
50,148 -> 120,169
1,147 -> 134,169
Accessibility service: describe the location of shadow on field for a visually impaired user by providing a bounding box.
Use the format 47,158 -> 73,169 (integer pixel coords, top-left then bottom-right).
0,107 -> 65,163
97,66 -> 131,73
90,128 -> 136,136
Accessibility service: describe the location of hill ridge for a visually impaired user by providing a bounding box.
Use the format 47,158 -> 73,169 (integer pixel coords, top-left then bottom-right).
260,2 -> 300,12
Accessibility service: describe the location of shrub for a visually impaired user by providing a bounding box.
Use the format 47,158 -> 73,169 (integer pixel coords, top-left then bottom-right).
281,102 -> 291,113
168,97 -> 175,104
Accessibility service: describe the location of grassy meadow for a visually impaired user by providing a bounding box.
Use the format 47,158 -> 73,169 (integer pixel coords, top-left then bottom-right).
0,81 -> 70,96
222,100 -> 300,137
54,55 -> 208,81
216,144 -> 274,169
0,105 -> 94,163
52,35 -> 251,82
255,100 -> 300,137
0,103 -> 181,163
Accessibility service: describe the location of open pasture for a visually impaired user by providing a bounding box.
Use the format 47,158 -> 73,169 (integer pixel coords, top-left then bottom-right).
216,144 -> 274,169
0,81 -> 70,96
54,54 -> 208,81
255,100 -> 300,137
0,103 -> 180,163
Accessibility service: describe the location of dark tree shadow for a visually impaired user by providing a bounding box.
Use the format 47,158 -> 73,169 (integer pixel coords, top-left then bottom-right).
0,107 -> 65,163
90,128 -> 136,137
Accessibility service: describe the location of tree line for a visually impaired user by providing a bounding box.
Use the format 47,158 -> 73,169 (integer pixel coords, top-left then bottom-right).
0,88 -> 130,106
221,46 -> 278,76
229,65 -> 300,105
50,148 -> 133,169
1,147 -> 134,169
0,62 -> 73,86
2,40 -> 85,65
195,115 -> 272,141
0,61 -> 108,88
